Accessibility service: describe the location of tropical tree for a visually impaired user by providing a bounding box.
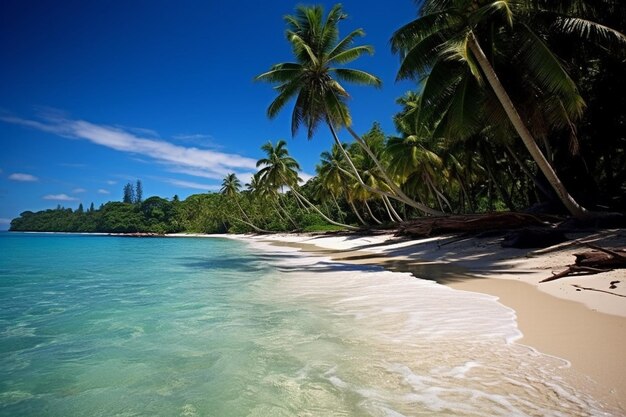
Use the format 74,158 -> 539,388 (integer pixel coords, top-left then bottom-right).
220,173 -> 268,233
316,144 -> 350,220
257,140 -> 357,230
256,3 -> 440,216
391,0 -> 626,218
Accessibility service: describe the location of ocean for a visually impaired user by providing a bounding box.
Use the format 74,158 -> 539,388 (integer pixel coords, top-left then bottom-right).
0,233 -> 614,416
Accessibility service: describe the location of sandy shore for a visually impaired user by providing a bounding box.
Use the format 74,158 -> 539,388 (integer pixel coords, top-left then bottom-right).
230,230 -> 626,412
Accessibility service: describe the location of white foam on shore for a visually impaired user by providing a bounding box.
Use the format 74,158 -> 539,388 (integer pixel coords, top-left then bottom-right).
235,236 -> 617,416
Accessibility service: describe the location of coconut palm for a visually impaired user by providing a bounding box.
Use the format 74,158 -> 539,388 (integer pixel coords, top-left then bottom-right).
220,173 -> 268,233
249,172 -> 300,230
256,140 -> 358,230
316,144 -> 351,221
391,0 -> 626,218
256,4 -> 440,216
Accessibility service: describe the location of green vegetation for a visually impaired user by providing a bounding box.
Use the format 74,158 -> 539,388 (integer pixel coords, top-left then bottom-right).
10,1 -> 626,234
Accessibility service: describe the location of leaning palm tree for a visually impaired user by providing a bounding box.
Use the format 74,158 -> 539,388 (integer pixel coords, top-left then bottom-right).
256,4 -> 440,216
256,140 -> 358,230
391,0 -> 626,218
316,144 -> 351,222
220,173 -> 268,233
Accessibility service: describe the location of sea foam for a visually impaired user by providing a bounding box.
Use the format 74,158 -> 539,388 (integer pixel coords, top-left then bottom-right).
243,239 -> 615,416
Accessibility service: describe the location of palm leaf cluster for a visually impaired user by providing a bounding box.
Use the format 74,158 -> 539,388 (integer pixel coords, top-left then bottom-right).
217,1 -> 625,233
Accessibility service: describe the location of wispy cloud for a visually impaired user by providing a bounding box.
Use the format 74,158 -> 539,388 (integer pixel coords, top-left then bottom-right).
172,133 -> 222,149
0,218 -> 11,225
1,112 -> 257,180
97,189 -> 110,194
72,188 -> 87,193
164,179 -> 220,191
8,173 -> 39,182
105,180 -> 117,185
43,194 -> 78,201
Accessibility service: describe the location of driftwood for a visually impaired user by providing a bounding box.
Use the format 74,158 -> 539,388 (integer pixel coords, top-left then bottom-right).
541,245 -> 626,283
395,212 -> 556,238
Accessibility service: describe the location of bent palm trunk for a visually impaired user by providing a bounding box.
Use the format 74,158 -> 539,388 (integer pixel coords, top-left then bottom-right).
467,32 -> 589,219
326,118 -> 442,216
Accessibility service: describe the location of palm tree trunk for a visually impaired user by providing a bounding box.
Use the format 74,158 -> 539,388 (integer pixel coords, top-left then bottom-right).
382,195 -> 404,222
276,195 -> 299,228
349,200 -> 368,226
330,193 -> 345,222
467,31 -> 589,219
504,144 -> 553,200
345,125 -> 442,216
481,145 -> 516,211
326,118 -> 441,216
291,187 -> 359,230
381,196 -> 396,222
291,190 -> 310,212
364,200 -> 383,224
234,200 -> 271,233
424,174 -> 452,213
276,170 -> 357,230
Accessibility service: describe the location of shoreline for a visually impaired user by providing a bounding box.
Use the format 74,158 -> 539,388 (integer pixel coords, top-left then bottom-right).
235,231 -> 626,412
7,230 -> 626,411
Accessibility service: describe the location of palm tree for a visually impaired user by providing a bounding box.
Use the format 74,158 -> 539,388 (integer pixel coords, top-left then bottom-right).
385,134 -> 451,213
220,173 -> 268,233
256,140 -> 358,230
256,4 -> 440,216
391,0 -> 625,218
316,144 -> 351,222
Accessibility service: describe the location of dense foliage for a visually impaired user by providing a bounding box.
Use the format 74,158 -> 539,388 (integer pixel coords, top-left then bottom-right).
10,1 -> 626,234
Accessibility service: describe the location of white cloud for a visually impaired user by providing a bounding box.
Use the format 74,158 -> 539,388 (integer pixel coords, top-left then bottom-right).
0,218 -> 11,225
299,172 -> 314,184
97,189 -> 110,194
0,113 -> 257,181
105,180 -> 117,185
164,179 -> 220,191
9,173 -> 39,182
72,188 -> 87,193
43,194 -> 78,201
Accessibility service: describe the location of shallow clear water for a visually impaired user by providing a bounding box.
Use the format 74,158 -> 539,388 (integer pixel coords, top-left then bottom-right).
0,233 -> 615,416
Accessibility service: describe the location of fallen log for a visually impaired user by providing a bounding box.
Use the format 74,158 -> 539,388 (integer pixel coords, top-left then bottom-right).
395,212 -> 557,238
541,246 -> 626,283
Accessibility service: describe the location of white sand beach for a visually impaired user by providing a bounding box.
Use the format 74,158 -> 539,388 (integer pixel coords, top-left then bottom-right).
223,230 -> 626,413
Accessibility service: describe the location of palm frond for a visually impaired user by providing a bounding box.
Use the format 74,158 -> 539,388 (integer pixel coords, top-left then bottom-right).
442,70 -> 485,139
329,45 -> 374,65
517,23 -> 584,119
470,1 -> 514,28
391,11 -> 461,53
331,68 -> 382,87
328,28 -> 366,59
554,16 -> 626,49
320,4 -> 343,54
266,78 -> 301,119
396,31 -> 449,80
287,32 -> 319,65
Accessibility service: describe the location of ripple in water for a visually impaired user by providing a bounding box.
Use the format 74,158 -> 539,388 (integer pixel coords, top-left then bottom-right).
0,233 -> 617,416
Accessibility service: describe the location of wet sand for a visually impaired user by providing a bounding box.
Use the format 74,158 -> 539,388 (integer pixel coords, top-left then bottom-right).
240,231 -> 626,412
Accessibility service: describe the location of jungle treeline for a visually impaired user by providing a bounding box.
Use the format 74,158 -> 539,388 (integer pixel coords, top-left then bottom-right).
10,1 -> 626,233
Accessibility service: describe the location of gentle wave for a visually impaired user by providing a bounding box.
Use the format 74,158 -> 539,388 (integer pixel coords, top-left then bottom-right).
244,239 -> 615,416
0,233 -> 617,416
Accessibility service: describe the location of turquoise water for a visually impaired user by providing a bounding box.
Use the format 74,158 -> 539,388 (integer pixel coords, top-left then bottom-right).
0,233 -> 614,416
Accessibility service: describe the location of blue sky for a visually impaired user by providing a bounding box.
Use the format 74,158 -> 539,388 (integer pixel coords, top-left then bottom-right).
0,0 -> 419,229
